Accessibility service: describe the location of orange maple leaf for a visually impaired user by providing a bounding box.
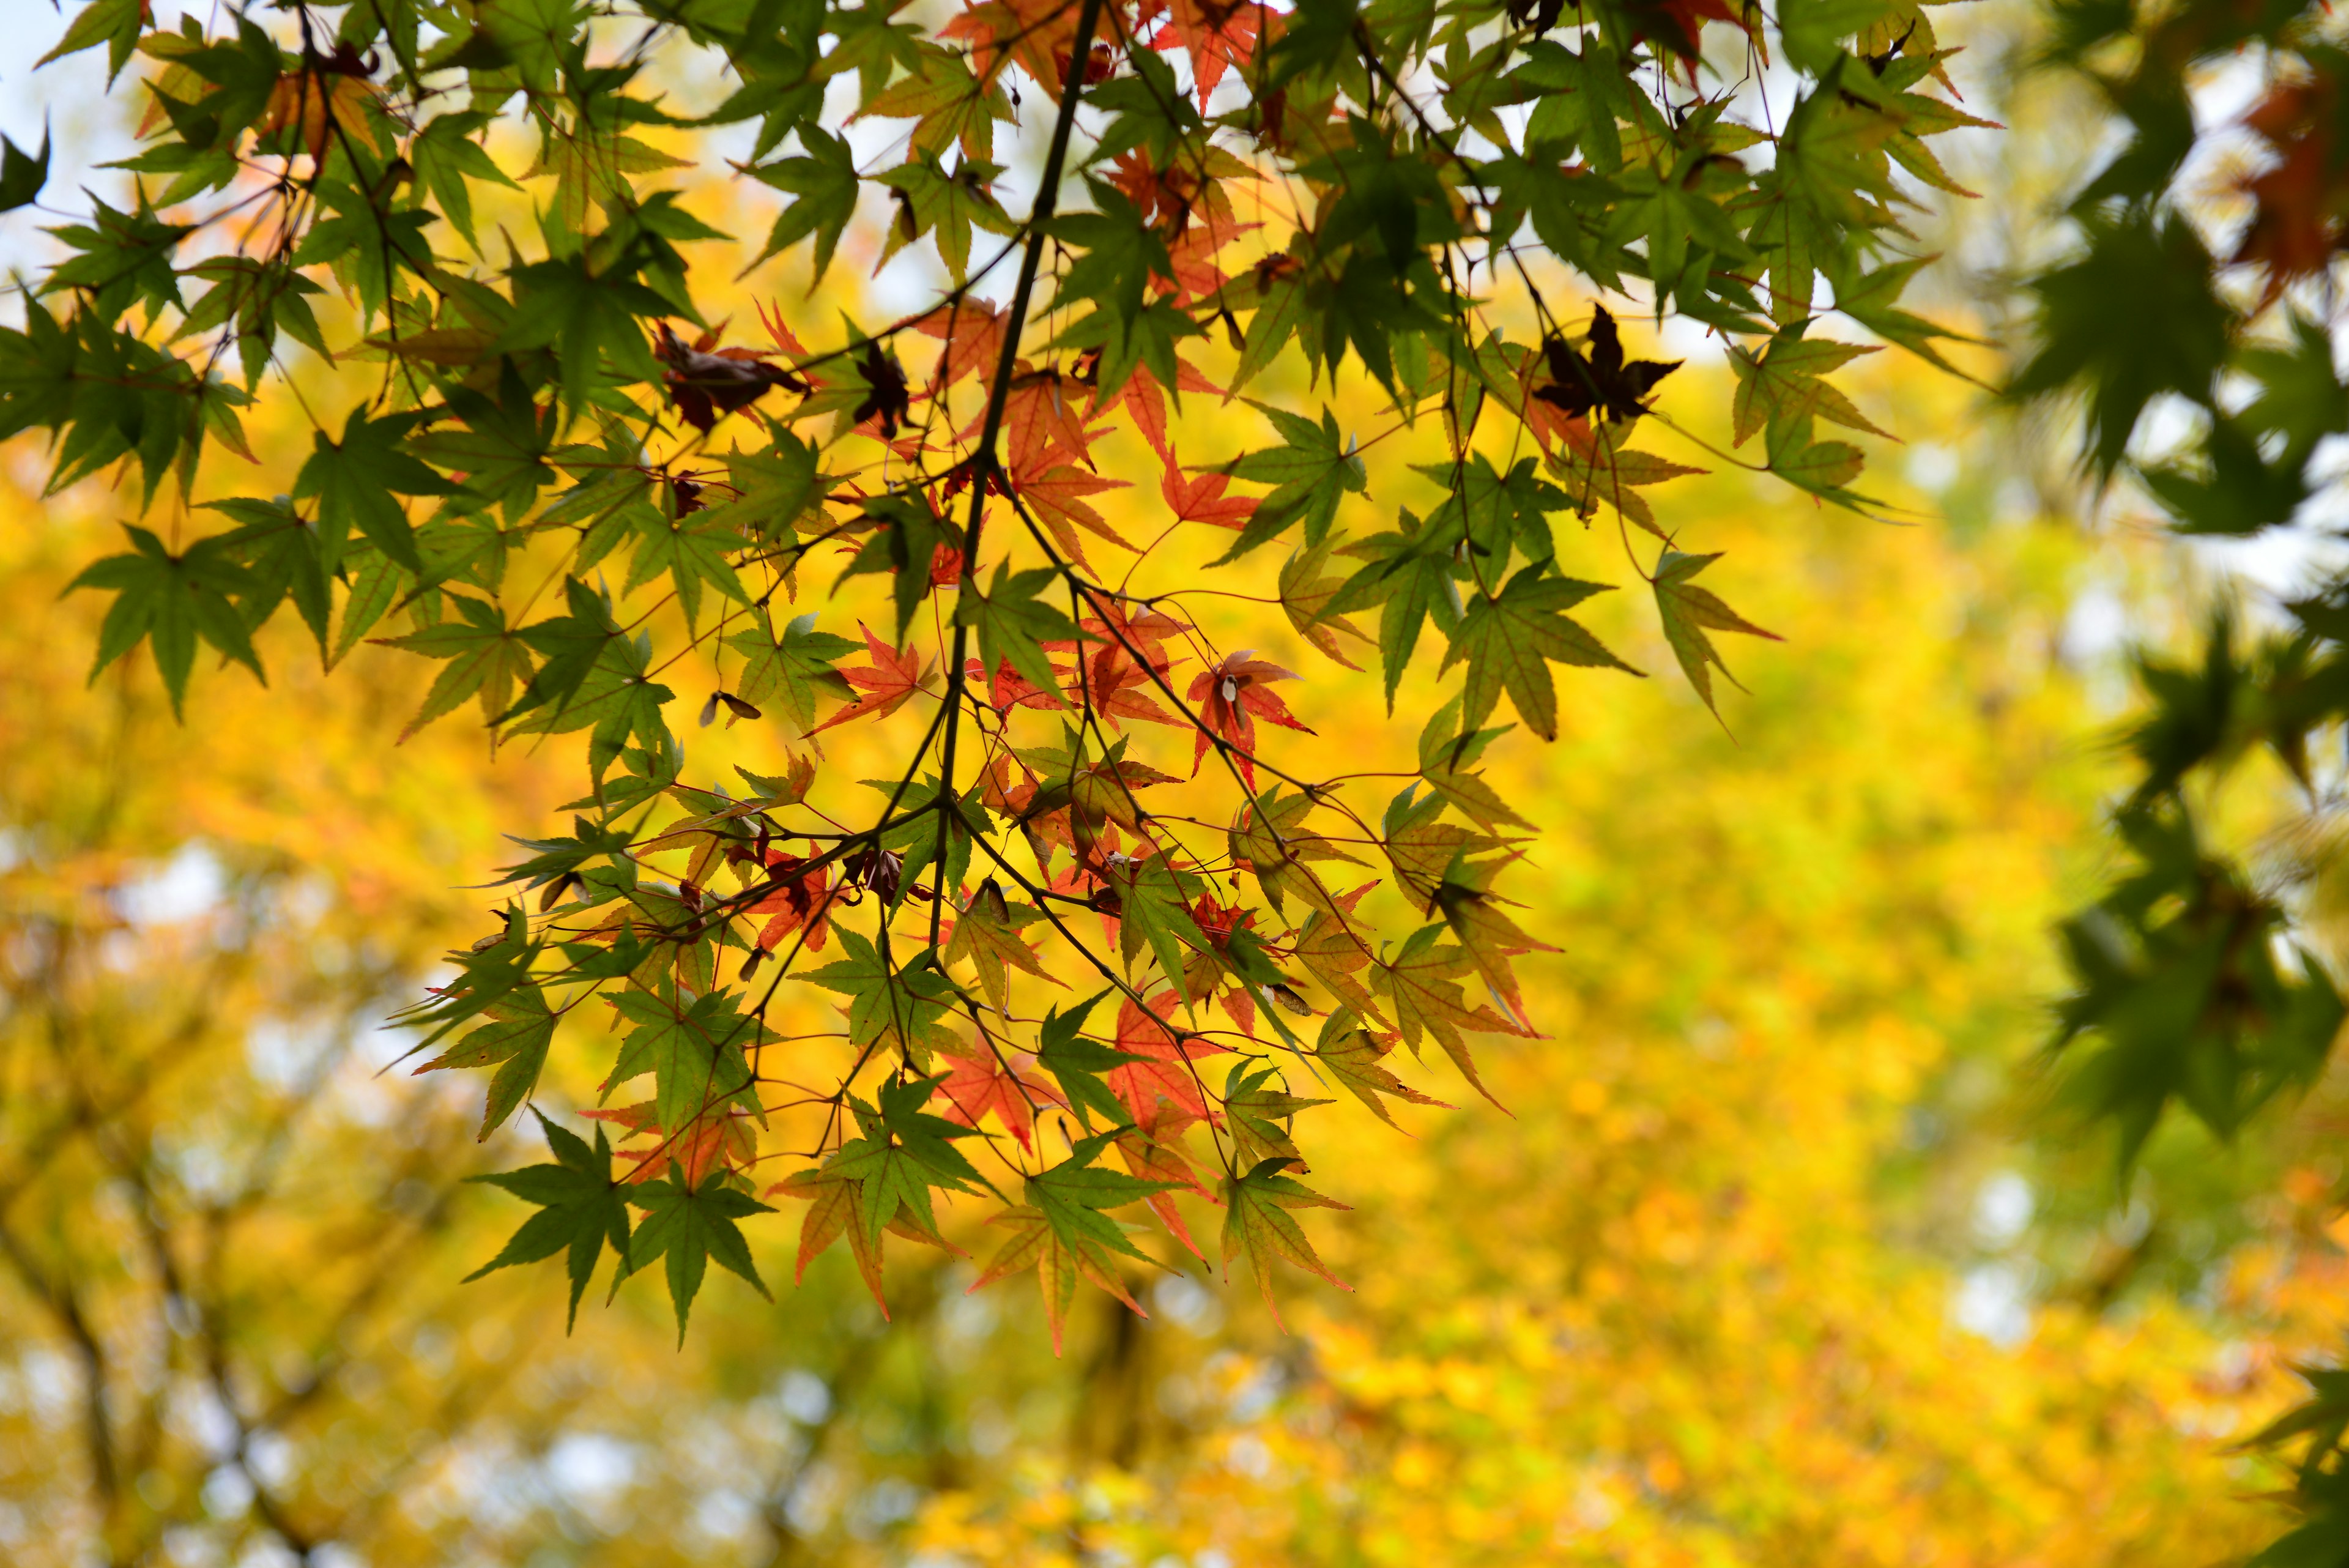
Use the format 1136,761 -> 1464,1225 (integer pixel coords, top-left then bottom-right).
1012,458 -> 1133,569
748,847 -> 837,954
814,625 -> 934,731
582,1102 -> 757,1186
1151,0 -> 1267,103
1160,443 -> 1258,529
911,296 -> 1008,390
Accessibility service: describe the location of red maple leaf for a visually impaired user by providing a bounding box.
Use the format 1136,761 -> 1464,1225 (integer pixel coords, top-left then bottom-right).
749,847 -> 837,954
987,364 -> 1099,473
1103,989 -> 1229,1129
911,296 -> 1008,391
814,624 -> 933,730
1151,0 -> 1266,103
1160,443 -> 1258,529
1618,0 -> 1753,78
932,1046 -> 1066,1151
968,654 -> 1070,715
940,0 -> 1092,98
2233,76 -> 2349,307
1116,1121 -> 1212,1257
582,1102 -> 757,1186
1184,649 -> 1314,787
1093,358 -> 1223,459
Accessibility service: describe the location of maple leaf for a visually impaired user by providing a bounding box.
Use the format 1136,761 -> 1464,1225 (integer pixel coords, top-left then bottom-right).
1293,883 -> 1390,1028
466,1113 -> 633,1331
1114,1121 -> 1212,1257
2228,75 -> 2349,308
748,847 -> 837,954
651,321 -> 807,432
1102,989 -> 1229,1128
1279,537 -> 1370,670
850,339 -> 913,438
1014,460 -> 1133,569
1093,357 -> 1222,458
995,365 -> 1098,472
771,1165 -> 889,1313
1376,923 -> 1524,1106
1652,549 -> 1783,718
1535,305 -> 1682,425
1161,443 -> 1258,528
1312,1015 -> 1454,1129
1186,649 -> 1314,786
259,46 -> 388,163
933,1045 -> 1066,1151
581,1100 -> 759,1187
620,1164 -> 774,1343
911,296 -> 1009,390
1442,565 -> 1641,740
1152,0 -> 1264,102
410,985 -> 557,1139
1222,1156 -> 1351,1331
940,882 -> 1060,1011
969,1132 -> 1178,1353
940,0 -> 1088,98
814,623 -> 934,730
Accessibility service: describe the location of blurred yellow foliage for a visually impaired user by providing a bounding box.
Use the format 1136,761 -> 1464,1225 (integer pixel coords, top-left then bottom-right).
1,347 -> 2330,1565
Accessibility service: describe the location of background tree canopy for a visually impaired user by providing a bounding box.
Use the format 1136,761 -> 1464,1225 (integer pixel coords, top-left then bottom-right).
7,0 -> 2349,1560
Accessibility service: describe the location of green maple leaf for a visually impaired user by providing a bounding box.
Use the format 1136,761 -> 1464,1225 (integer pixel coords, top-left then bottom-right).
498,577 -> 623,727
622,508 -> 751,629
829,1131 -> 954,1250
1221,1156 -> 1350,1331
877,154 -> 1015,279
722,609 -> 856,734
622,1166 -> 775,1343
1223,1061 -> 1332,1168
412,989 -> 557,1138
604,987 -> 763,1134
960,563 -> 1085,706
702,432 -> 828,544
43,193 -> 188,322
203,498 -> 333,653
862,47 -> 1009,162
1311,1014 -> 1452,1129
67,524 -> 263,717
466,1113 -> 634,1331
1323,507 -> 1466,710
1441,563 -> 1638,740
748,127 -> 861,283
1416,695 -> 1529,831
374,593 -> 536,739
294,408 -> 461,574
1028,1129 -> 1178,1269
1101,854 -> 1212,997
0,125 -> 50,214
499,254 -> 674,415
1034,994 -> 1143,1132
1376,923 -> 1520,1105
941,889 -> 1053,1013
38,0 -> 145,80
877,1072 -> 986,1187
1212,403 -> 1367,560
802,930 -> 960,1067
1652,549 -> 1783,718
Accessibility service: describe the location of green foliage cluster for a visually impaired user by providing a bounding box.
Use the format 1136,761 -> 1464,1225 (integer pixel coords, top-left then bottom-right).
2017,0 -> 2349,1555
